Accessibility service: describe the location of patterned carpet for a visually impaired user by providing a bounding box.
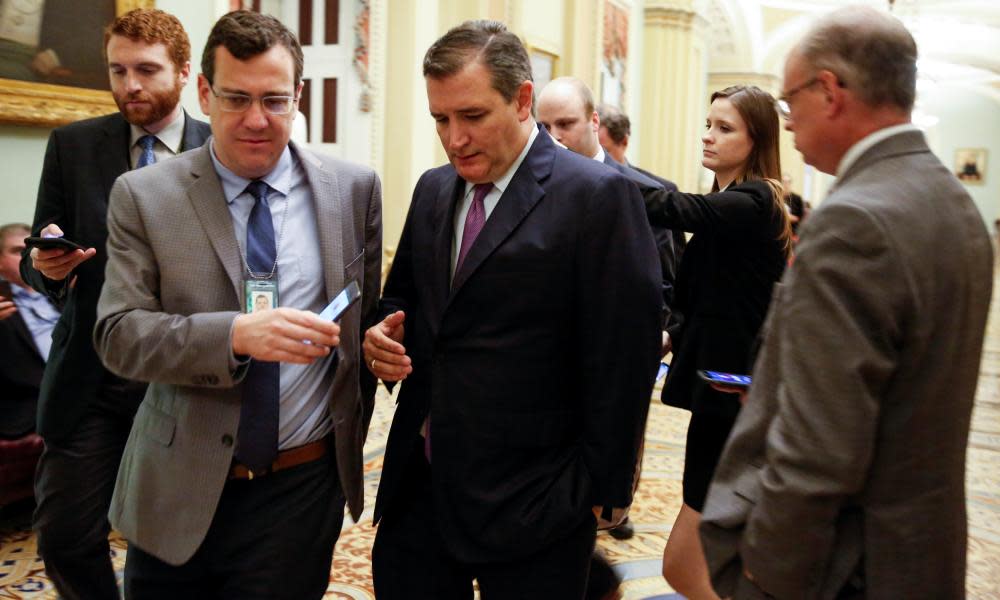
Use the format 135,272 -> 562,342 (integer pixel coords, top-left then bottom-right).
4,283 -> 1000,598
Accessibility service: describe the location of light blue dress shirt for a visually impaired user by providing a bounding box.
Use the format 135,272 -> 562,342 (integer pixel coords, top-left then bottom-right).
11,283 -> 59,360
210,143 -> 334,450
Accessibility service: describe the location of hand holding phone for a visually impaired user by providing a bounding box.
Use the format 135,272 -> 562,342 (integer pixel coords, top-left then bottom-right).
317,280 -> 362,322
27,224 -> 97,282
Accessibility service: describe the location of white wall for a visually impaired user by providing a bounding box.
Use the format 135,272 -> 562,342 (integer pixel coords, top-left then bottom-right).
0,125 -> 50,225
921,88 -> 1000,228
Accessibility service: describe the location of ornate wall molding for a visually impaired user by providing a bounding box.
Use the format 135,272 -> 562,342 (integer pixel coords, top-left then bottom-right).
644,6 -> 696,30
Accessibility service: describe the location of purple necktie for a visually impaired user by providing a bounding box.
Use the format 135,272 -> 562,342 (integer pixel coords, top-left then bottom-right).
426,182 -> 493,462
455,183 -> 493,274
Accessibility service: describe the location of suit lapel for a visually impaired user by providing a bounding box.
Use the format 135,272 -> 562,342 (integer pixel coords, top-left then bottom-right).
179,110 -> 207,151
186,144 -> 245,299
295,143 -> 344,300
97,114 -> 131,205
425,175 -> 463,331
447,128 -> 552,298
10,309 -> 42,360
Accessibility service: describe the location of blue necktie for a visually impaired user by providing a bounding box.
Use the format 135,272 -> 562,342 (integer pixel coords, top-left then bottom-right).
136,135 -> 156,168
236,180 -> 279,473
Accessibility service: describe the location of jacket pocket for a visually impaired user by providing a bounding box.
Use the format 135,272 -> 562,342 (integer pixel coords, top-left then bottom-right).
137,402 -> 176,447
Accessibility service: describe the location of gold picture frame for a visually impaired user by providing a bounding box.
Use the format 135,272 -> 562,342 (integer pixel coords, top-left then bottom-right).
0,0 -> 153,128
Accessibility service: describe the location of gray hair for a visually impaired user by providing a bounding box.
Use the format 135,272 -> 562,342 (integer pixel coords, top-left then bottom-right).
796,6 -> 917,111
597,104 -> 630,144
423,20 -> 532,102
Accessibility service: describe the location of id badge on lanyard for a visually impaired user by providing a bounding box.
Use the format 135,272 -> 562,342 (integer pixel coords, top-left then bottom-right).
245,276 -> 279,314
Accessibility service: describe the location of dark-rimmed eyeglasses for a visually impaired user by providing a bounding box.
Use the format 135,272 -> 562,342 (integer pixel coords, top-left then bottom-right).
211,88 -> 297,115
775,76 -> 819,119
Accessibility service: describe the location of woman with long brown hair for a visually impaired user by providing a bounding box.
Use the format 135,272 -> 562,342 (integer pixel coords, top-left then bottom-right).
644,85 -> 791,599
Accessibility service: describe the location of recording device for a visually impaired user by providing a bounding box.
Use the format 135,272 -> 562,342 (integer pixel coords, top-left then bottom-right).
318,280 -> 361,322
24,236 -> 86,252
697,369 -> 752,389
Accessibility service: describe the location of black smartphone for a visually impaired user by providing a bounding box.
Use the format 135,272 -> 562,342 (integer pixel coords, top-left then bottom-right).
0,278 -> 12,300
318,280 -> 361,322
24,236 -> 86,252
697,369 -> 752,388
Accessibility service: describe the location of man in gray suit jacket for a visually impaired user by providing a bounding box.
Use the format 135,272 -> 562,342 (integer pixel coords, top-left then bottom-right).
700,7 -> 993,599
94,11 -> 381,598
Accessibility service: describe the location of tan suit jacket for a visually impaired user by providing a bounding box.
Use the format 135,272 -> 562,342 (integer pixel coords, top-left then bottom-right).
95,141 -> 381,565
700,130 -> 993,599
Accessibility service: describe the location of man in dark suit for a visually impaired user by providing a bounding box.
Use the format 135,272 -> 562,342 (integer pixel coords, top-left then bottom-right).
597,103 -> 687,268
20,9 -> 209,600
0,223 -> 56,440
700,7 -> 993,599
364,20 -> 662,600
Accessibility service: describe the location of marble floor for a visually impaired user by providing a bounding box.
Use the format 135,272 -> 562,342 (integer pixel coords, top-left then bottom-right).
3,283 -> 1000,598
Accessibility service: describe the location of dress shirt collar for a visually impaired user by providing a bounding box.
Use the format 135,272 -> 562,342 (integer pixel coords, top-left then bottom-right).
209,141 -> 295,204
592,146 -> 606,163
10,282 -> 34,301
130,108 -> 185,154
464,123 -> 539,196
836,123 -> 919,180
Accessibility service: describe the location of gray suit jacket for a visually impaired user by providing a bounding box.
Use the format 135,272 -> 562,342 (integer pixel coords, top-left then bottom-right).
94,141 -> 382,565
700,130 -> 993,599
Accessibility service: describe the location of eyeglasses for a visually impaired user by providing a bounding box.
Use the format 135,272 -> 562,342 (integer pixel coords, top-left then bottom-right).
775,76 -> 819,119
211,88 -> 297,115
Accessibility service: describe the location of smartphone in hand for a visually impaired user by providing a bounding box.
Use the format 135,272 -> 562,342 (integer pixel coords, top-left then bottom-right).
24,236 -> 86,252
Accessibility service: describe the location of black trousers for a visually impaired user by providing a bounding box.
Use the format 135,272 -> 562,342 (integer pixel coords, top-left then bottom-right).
123,452 -> 345,600
372,437 -> 596,600
33,387 -> 142,600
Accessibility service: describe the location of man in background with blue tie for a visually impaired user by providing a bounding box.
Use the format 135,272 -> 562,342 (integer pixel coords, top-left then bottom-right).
20,9 -> 208,600
94,11 -> 381,598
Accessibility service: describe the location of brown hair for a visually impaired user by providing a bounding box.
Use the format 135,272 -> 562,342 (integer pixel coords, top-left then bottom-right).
423,20 -> 532,102
104,9 -> 190,72
0,223 -> 30,243
202,11 -> 304,87
597,104 -> 630,144
710,85 -> 792,255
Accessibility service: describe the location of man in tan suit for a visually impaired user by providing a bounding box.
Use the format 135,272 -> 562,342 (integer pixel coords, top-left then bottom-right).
94,11 -> 381,598
700,6 -> 993,599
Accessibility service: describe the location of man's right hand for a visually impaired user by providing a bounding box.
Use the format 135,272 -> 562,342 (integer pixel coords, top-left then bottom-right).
232,307 -> 340,364
29,224 -> 96,281
0,296 -> 15,321
363,310 -> 412,381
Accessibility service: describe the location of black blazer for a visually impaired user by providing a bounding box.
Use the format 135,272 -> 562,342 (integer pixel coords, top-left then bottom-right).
20,111 -> 211,441
644,180 -> 786,419
374,127 -> 663,562
602,153 -> 678,326
0,309 -> 46,439
633,164 -> 687,262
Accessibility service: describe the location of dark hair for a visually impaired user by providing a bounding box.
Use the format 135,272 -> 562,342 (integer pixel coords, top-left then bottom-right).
597,104 -> 630,144
423,19 -> 532,102
202,11 -> 303,87
710,85 -> 792,255
797,6 -> 917,111
104,8 -> 190,72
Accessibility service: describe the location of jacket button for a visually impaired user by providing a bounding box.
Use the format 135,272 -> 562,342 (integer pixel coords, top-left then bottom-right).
222,434 -> 234,447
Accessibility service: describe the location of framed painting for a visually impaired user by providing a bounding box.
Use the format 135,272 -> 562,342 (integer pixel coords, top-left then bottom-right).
0,0 -> 152,127
955,148 -> 987,185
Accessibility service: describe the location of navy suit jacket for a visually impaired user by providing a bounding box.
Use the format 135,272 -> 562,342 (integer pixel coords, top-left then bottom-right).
374,126 -> 662,562
602,153 -> 678,326
21,111 -> 211,441
0,309 -> 46,438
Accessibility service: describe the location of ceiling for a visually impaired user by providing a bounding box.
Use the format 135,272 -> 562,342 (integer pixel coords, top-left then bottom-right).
704,0 -> 1000,102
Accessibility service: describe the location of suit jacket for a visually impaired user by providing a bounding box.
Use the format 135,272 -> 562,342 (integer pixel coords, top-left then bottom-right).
700,130 -> 993,599
0,308 -> 46,439
644,180 -> 787,419
20,111 -> 210,442
93,141 -> 382,565
373,127 -> 662,562
634,164 -> 687,264
602,153 -> 676,327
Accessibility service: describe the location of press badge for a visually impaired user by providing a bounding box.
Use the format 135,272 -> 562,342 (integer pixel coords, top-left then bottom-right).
245,278 -> 279,313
